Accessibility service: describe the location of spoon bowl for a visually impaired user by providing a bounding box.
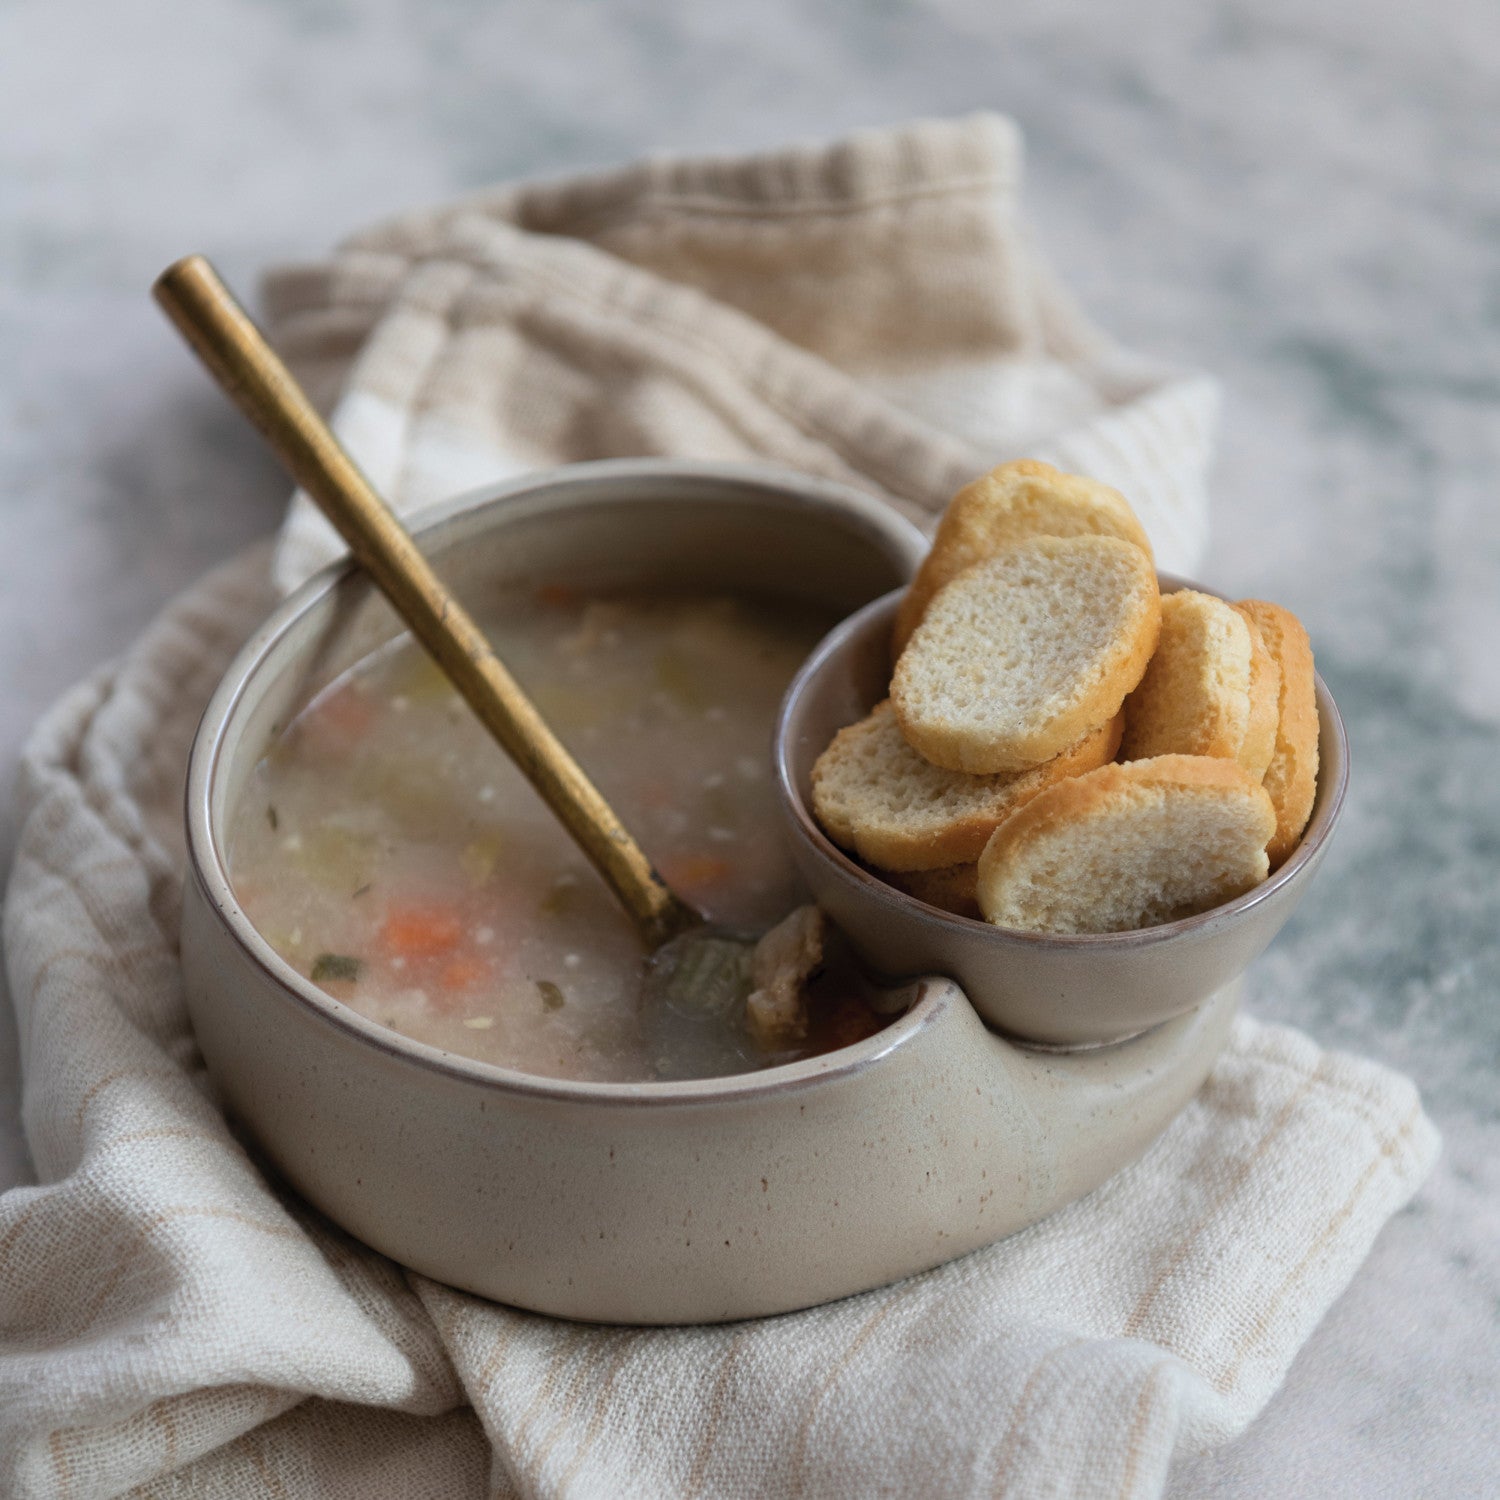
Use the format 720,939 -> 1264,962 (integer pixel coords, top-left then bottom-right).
774,583 -> 1350,1047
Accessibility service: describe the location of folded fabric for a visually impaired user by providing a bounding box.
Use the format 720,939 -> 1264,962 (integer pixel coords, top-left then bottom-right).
264,113 -> 1216,594
0,115 -> 1435,1500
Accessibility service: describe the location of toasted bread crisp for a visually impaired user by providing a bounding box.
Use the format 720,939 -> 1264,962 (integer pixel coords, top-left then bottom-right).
1232,605 -> 1282,782
1120,590 -> 1255,763
1235,599 -> 1319,868
811,701 -> 1122,871
892,534 -> 1160,774
893,459 -> 1154,655
886,863 -> 981,920
976,755 -> 1276,934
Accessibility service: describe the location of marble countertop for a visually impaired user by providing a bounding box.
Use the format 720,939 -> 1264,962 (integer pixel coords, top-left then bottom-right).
3,0 -> 1495,1493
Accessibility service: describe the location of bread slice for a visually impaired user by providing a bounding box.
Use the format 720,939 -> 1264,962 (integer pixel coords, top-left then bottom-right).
1235,599 -> 1319,868
893,459 -> 1154,655
886,862 -> 981,920
976,755 -> 1276,934
892,534 -> 1160,774
1119,590 -> 1255,763
811,701 -> 1123,871
1231,605 -> 1282,782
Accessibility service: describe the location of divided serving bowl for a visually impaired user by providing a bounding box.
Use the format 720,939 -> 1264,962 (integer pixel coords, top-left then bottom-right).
181,459 -> 1342,1324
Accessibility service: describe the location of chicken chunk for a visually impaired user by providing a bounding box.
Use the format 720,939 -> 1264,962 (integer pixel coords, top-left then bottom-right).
744,905 -> 826,1049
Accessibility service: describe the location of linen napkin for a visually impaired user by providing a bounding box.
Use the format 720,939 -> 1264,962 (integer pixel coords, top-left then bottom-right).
1,115 -> 1436,1500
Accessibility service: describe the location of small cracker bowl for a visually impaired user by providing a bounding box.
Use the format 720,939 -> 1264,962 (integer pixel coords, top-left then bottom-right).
774,581 -> 1349,1048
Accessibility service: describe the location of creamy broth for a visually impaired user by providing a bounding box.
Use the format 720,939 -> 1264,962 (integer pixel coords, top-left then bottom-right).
228,589 -> 889,1081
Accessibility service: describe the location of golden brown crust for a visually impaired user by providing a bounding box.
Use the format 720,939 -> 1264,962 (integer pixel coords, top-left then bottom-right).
1231,605 -> 1282,782
810,703 -> 1122,871
885,862 -> 981,919
1235,599 -> 1319,868
976,755 -> 1276,933
891,536 -> 1160,774
982,753 -> 1263,858
1119,590 -> 1252,763
893,459 -> 1154,657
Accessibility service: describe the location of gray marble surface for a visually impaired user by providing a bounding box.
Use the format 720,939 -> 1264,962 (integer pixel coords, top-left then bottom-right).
3,0 -> 1496,1493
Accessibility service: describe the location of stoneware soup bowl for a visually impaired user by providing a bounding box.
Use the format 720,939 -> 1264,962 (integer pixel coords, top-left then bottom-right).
183,459 -> 1290,1325
775,584 -> 1349,1047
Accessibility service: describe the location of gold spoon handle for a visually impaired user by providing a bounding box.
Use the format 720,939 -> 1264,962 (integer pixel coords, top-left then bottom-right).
155,254 -> 698,949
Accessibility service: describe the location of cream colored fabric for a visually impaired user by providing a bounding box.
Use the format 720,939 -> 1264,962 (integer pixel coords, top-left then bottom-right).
264,114 -> 1216,593
1,116 -> 1435,1500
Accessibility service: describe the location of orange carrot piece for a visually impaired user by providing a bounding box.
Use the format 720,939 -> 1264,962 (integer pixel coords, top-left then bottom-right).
318,686 -> 376,739
380,906 -> 464,957
439,957 -> 488,992
536,583 -> 579,608
658,854 -> 733,892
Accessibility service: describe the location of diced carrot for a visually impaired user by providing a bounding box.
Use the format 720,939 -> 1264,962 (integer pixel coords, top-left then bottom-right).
318,685 -> 376,739
439,956 -> 488,992
657,854 -> 733,893
811,995 -> 884,1052
295,683 -> 377,761
536,583 -> 579,608
380,906 -> 464,957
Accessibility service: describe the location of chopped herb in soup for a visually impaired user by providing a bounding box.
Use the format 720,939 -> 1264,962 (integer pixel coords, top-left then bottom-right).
228,590 -> 894,1081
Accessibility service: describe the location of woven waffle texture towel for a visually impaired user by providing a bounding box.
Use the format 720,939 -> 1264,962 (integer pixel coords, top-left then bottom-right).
1,115 -> 1436,1500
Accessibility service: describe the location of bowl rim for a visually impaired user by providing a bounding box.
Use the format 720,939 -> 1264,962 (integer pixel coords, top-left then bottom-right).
773,582 -> 1350,949
186,458 -> 957,1108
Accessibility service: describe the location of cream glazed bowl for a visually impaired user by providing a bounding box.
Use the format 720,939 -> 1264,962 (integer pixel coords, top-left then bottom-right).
184,459 -> 1240,1326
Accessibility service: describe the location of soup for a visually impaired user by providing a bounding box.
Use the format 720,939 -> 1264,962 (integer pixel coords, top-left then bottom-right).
227,589 -> 892,1082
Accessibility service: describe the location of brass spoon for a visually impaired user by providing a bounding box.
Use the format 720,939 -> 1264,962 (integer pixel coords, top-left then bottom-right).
154,255 -> 783,1069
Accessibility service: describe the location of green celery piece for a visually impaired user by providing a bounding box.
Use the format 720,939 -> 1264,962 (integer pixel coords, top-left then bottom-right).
654,646 -> 710,711
311,953 -> 361,984
385,648 -> 453,704
294,825 -> 380,893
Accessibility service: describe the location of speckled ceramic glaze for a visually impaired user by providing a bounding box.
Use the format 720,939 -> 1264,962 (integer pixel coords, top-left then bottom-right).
776,584 -> 1349,1047
184,460 -> 1254,1324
